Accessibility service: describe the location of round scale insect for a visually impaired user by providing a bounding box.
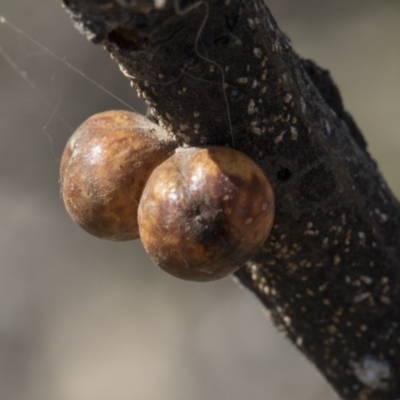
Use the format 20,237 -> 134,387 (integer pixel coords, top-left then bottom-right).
138,146 -> 275,281
60,110 -> 177,241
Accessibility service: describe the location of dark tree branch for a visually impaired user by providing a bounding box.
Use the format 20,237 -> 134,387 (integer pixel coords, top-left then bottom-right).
61,1 -> 400,398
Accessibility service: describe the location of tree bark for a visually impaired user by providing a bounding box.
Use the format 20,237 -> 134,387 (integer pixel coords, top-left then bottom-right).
61,1 -> 400,398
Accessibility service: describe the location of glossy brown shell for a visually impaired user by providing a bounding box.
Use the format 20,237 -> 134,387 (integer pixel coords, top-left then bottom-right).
138,146 -> 275,281
60,110 -> 176,241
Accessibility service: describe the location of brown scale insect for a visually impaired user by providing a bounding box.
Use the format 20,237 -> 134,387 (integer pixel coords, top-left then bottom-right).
60,110 -> 176,241
138,146 -> 275,281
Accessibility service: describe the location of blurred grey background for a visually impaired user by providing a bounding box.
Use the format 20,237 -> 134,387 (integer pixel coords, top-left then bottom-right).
0,1 -> 399,399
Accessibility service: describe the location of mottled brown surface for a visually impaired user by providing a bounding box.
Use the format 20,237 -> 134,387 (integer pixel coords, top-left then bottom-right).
139,146 -> 274,281
61,110 -> 176,240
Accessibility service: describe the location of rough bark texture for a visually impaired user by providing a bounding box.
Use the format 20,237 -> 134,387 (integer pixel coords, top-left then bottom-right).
61,1 -> 400,399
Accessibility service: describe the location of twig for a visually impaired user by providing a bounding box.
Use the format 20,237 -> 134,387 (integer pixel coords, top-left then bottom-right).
62,1 -> 400,398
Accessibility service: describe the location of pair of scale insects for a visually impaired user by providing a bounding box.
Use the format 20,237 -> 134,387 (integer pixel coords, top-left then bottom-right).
60,110 -> 275,281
